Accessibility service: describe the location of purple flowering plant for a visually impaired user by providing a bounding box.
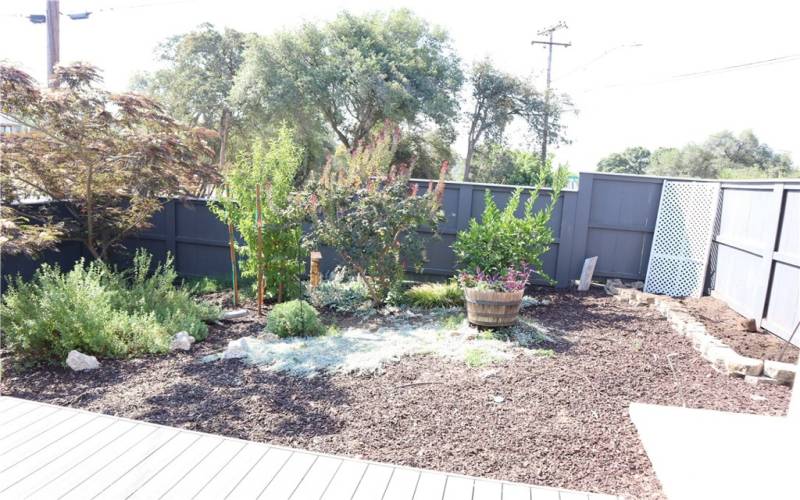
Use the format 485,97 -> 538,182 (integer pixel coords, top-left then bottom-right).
458,263 -> 533,293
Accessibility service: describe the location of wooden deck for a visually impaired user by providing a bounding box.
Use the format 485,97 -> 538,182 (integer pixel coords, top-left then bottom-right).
0,396 -> 617,500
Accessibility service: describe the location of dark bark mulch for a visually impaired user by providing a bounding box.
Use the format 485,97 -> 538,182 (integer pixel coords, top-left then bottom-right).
1,291 -> 791,499
680,295 -> 798,363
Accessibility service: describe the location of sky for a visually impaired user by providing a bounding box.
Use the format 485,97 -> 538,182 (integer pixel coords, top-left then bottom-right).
1,0 -> 799,171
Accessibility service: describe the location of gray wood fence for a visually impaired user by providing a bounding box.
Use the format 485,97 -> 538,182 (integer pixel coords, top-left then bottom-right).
707,180 -> 800,344
3,172 -> 798,345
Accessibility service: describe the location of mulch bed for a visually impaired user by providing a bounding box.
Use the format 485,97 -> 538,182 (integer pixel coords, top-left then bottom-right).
680,296 -> 798,363
1,290 -> 791,499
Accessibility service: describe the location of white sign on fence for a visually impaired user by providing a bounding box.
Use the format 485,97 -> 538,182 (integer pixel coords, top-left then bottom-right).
644,181 -> 721,298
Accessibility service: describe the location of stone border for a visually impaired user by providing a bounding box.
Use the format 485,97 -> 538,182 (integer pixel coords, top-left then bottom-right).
604,280 -> 796,386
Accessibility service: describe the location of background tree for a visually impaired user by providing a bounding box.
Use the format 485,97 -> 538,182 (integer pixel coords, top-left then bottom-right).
647,145 -> 715,178
394,127 -> 459,180
232,9 -> 464,153
132,24 -> 249,186
705,130 -> 794,178
1,64 -> 219,260
598,131 -> 796,179
470,143 -> 558,186
596,146 -> 651,174
463,59 -> 568,181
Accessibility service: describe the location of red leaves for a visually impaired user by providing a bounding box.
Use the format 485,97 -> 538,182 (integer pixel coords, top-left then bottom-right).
1,63 -> 220,259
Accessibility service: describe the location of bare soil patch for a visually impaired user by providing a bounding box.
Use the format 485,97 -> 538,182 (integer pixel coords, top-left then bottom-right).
681,296 -> 798,363
1,291 -> 791,499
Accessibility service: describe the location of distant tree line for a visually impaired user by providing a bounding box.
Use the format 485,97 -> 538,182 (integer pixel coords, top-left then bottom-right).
597,130 -> 796,179
132,11 -> 573,186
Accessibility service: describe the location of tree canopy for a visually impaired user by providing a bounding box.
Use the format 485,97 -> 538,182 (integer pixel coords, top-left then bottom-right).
233,10 -> 464,152
596,146 -> 651,175
598,130 -> 796,179
1,64 -> 219,260
132,24 -> 250,174
463,58 -> 567,181
470,143 -> 559,186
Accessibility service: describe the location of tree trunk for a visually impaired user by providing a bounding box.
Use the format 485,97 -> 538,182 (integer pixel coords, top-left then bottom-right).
85,164 -> 99,260
218,108 -> 230,170
463,142 -> 475,182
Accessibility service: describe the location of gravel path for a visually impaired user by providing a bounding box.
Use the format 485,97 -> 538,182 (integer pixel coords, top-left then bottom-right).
1,290 -> 791,499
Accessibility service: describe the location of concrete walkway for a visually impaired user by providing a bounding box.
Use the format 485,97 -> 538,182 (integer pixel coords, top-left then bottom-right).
630,402 -> 797,500
0,396 -> 617,500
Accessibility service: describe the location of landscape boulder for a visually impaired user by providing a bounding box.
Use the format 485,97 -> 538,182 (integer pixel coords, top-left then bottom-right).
221,309 -> 249,321
66,350 -> 100,371
763,360 -> 797,385
170,331 -> 195,351
723,355 -> 764,377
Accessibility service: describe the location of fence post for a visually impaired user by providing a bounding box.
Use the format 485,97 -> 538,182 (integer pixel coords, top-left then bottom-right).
554,191 -> 578,288
455,183 -> 475,232
165,200 -> 177,261
568,172 -> 595,283
753,183 -> 785,328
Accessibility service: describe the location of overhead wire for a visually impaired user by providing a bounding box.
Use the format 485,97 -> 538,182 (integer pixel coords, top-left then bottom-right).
578,53 -> 800,93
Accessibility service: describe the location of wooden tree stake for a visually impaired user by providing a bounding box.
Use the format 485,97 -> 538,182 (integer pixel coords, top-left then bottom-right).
227,220 -> 239,306
256,184 -> 264,315
310,251 -> 322,289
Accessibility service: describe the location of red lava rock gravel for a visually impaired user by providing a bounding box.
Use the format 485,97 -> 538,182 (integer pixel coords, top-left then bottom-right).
1,291 -> 791,499
681,295 -> 798,363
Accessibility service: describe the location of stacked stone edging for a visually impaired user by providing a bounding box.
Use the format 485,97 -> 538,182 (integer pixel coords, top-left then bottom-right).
604,280 -> 796,386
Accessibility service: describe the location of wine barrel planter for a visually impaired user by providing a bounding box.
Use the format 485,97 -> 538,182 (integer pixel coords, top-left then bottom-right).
464,288 -> 524,327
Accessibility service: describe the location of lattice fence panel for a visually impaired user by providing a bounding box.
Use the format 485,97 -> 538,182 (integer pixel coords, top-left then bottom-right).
644,181 -> 721,297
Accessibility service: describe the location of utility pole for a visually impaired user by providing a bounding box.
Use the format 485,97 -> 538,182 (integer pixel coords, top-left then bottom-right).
46,0 -> 60,87
531,21 -> 570,165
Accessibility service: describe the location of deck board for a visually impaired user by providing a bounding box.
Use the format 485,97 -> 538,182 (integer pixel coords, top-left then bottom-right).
0,396 -> 618,500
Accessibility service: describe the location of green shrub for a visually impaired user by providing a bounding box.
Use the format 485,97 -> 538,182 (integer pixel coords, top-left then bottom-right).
402,282 -> 463,308
308,268 -> 371,313
452,166 -> 568,279
0,251 -> 221,364
265,300 -> 325,338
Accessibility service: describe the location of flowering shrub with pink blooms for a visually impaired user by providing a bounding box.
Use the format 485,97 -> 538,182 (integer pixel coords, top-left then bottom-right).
301,123 -> 447,305
458,264 -> 533,293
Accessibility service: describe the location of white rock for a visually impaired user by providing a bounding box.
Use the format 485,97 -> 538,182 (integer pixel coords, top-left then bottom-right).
66,350 -> 100,371
493,395 -> 505,403
457,321 -> 479,338
723,355 -> 764,377
750,394 -> 767,402
221,309 -> 248,321
745,375 -> 780,386
479,369 -> 499,380
170,331 -> 195,351
763,360 -> 797,384
704,345 -> 737,370
223,337 -> 256,359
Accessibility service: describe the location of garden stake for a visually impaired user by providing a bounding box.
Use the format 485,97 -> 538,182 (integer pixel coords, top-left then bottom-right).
227,220 -> 239,307
256,183 -> 263,316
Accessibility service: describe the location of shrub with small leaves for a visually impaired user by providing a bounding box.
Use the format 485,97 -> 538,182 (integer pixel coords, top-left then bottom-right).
453,165 -> 568,280
265,300 -> 325,338
0,250 -> 220,364
308,268 -> 371,313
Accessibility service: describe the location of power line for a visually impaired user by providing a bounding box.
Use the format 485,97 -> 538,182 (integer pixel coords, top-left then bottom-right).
0,0 -> 195,19
554,42 -> 643,82
579,53 -> 800,93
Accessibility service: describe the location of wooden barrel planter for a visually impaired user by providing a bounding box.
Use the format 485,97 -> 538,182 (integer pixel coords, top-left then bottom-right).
464,288 -> 524,327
